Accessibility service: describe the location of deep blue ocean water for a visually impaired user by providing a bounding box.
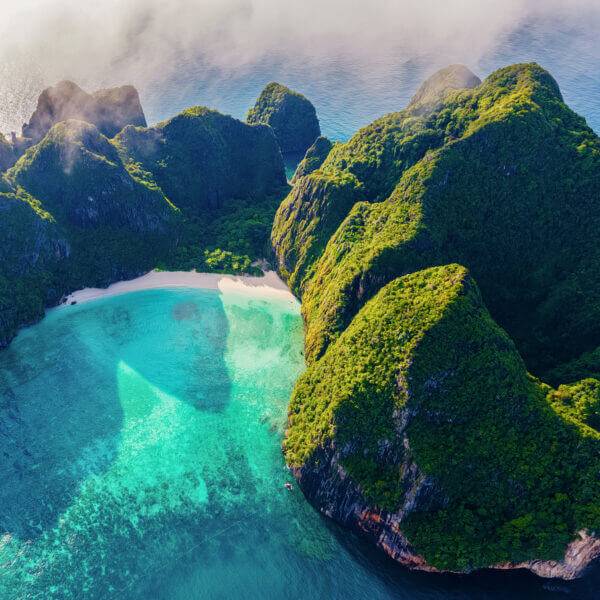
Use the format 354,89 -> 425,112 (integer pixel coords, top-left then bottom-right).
133,21 -> 600,142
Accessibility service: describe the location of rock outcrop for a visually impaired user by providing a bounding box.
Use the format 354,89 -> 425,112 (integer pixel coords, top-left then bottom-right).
408,64 -> 481,115
502,531 -> 600,580
0,98 -> 287,349
0,184 -> 71,346
10,120 -> 174,232
247,82 -> 321,155
273,63 -> 600,374
284,263 -> 600,579
275,64 -> 600,578
21,80 -> 146,143
291,136 -> 333,184
0,134 -> 16,171
116,106 -> 287,217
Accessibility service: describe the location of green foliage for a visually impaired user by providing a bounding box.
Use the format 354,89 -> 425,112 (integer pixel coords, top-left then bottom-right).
279,63 -> 600,572
117,107 -> 287,217
272,169 -> 362,294
285,265 -> 468,475
290,136 -> 333,184
247,82 -> 321,154
285,265 -> 600,570
203,249 -> 260,276
8,120 -> 176,231
276,62 -> 600,373
272,106 -> 448,300
548,379 -> 600,433
545,346 -> 600,386
0,106 -> 288,347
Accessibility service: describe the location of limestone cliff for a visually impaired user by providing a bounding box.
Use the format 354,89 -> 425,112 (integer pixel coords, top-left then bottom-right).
21,80 -> 146,143
116,106 -> 287,218
285,265 -> 600,579
0,100 -> 287,349
408,64 -> 481,115
247,82 -> 321,155
291,136 -> 333,184
275,64 -> 600,579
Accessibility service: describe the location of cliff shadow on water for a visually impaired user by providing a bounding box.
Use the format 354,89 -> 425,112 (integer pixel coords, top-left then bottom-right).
0,286 -> 232,549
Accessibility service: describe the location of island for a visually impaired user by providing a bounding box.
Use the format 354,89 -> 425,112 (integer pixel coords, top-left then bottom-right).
1,63 -> 599,581
247,82 -> 321,155
273,63 -> 600,578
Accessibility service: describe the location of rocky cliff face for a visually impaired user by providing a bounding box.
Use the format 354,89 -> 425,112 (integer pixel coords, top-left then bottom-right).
284,264 -> 600,579
276,64 -> 600,579
0,134 -> 16,171
10,120 -> 174,232
0,191 -> 70,277
116,106 -> 287,218
290,136 -> 333,184
0,118 -> 176,347
297,446 -> 600,580
0,95 -> 287,350
21,80 -> 146,143
0,185 -> 71,347
274,63 -> 600,373
247,82 -> 321,155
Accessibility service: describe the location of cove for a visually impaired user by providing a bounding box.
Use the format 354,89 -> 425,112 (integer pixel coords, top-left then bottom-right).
0,285 -> 593,599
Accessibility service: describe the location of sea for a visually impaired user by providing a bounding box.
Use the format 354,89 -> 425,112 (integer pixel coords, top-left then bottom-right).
0,9 -> 599,600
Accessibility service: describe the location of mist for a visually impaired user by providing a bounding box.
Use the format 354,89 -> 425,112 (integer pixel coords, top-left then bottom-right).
2,0 -> 600,136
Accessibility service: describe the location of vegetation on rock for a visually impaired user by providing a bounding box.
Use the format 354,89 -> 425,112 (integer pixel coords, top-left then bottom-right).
276,64 -> 600,574
290,136 -> 333,184
0,101 -> 288,347
0,185 -> 69,346
116,106 -> 286,218
3,63 -> 599,577
0,134 -> 16,171
274,63 -> 600,373
247,82 -> 321,155
285,264 -> 600,570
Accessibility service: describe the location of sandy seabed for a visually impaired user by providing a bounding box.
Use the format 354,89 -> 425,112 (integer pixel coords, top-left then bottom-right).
61,270 -> 297,306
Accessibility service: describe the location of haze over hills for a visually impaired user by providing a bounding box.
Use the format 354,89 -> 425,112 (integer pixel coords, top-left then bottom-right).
4,1 -> 600,141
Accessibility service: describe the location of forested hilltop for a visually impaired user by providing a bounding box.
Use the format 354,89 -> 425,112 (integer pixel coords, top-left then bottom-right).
274,63 -> 600,578
2,63 -> 599,581
0,85 -> 291,347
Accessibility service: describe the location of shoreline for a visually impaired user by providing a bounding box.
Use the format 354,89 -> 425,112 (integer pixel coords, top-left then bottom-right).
61,270 -> 297,306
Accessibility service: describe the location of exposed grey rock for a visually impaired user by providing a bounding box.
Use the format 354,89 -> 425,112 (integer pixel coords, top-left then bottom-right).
22,80 -> 146,143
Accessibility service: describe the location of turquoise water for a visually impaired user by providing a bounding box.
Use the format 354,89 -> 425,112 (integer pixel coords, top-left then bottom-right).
0,287 -> 596,599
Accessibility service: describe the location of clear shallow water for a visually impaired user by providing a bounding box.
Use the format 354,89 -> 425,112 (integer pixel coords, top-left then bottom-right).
0,287 -> 597,599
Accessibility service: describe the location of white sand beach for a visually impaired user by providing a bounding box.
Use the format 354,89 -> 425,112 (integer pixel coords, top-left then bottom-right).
62,270 -> 297,305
